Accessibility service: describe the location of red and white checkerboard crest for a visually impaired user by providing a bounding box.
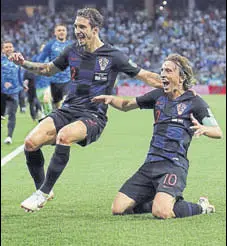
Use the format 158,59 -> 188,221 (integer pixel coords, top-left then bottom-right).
177,103 -> 187,115
98,57 -> 109,71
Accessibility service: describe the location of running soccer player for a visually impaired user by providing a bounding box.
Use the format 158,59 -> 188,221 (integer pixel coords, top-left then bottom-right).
1,41 -> 24,144
92,54 -> 223,219
33,44 -> 52,118
9,8 -> 162,212
38,24 -> 73,109
23,70 -> 42,121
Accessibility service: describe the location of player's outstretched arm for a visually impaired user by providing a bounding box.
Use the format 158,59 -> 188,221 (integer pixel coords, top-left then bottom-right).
190,114 -> 223,139
8,52 -> 61,76
136,69 -> 162,88
92,95 -> 139,112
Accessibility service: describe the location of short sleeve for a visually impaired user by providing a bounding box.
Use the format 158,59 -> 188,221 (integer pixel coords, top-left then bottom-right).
136,89 -> 163,109
52,46 -> 71,71
192,96 -> 216,124
113,51 -> 141,77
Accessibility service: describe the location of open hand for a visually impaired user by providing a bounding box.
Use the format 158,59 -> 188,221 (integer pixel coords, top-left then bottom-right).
190,113 -> 206,137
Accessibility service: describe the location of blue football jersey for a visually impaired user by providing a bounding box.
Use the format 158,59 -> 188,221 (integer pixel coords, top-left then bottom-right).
1,55 -> 23,94
39,38 -> 73,84
32,54 -> 50,89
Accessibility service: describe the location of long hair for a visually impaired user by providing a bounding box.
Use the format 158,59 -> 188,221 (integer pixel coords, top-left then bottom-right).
164,54 -> 195,90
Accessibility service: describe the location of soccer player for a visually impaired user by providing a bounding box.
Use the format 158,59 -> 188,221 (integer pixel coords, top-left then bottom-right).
1,94 -> 7,128
33,44 -> 52,118
8,8 -> 162,212
38,24 -> 72,109
19,86 -> 27,113
1,41 -> 24,144
23,70 -> 42,121
92,54 -> 223,219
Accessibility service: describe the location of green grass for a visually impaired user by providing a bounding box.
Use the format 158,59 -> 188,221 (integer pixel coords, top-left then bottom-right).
1,95 -> 226,246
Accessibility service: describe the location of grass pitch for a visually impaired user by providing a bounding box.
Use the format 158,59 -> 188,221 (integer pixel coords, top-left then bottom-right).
1,95 -> 226,246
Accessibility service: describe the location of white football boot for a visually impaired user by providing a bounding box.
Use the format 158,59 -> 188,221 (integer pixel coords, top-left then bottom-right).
47,190 -> 54,201
21,190 -> 48,212
197,197 -> 215,214
4,136 -> 12,144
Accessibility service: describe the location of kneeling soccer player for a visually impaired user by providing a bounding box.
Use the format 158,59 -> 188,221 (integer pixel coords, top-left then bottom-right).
92,54 -> 223,219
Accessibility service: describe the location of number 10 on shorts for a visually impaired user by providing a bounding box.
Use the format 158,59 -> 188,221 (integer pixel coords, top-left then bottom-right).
163,174 -> 177,186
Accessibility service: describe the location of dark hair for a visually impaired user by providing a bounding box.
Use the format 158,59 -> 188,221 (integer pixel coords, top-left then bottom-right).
77,8 -> 104,29
164,53 -> 195,90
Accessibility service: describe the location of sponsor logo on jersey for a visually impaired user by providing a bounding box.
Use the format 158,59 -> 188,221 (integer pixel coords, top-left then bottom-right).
94,72 -> 108,81
98,57 -> 109,71
177,103 -> 187,115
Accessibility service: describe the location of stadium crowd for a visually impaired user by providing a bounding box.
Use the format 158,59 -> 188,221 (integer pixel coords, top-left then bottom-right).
1,6 -> 226,85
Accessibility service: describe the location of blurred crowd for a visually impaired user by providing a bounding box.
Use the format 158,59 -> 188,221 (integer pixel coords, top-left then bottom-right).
1,6 -> 226,85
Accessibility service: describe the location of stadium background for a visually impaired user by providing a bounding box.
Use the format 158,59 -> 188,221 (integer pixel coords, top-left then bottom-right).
1,0 -> 226,96
1,1 -> 226,246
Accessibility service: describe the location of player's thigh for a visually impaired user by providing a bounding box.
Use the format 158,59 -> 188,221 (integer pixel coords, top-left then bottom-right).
152,192 -> 176,219
151,161 -> 187,218
25,116 -> 57,151
119,163 -> 156,205
112,192 -> 136,215
56,120 -> 87,145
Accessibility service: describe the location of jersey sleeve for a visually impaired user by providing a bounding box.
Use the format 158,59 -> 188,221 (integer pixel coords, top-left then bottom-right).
52,46 -> 71,71
113,51 -> 141,77
192,96 -> 218,126
136,89 -> 163,109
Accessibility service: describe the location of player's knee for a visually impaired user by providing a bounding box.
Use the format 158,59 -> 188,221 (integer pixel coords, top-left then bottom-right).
24,136 -> 38,151
56,130 -> 72,145
152,201 -> 173,219
111,202 -> 134,215
111,203 -> 126,215
153,210 -> 172,219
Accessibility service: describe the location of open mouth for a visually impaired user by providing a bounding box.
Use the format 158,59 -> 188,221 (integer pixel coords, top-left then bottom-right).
77,33 -> 85,40
162,81 -> 170,89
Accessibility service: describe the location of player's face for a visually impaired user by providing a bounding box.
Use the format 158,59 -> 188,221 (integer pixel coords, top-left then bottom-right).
160,61 -> 184,94
54,26 -> 67,41
74,17 -> 96,47
2,42 -> 14,56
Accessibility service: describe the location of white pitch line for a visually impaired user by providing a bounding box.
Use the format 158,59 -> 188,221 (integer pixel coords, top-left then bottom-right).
1,144 -> 24,167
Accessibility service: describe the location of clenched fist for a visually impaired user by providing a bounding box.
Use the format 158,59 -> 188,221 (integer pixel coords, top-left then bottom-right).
8,52 -> 25,65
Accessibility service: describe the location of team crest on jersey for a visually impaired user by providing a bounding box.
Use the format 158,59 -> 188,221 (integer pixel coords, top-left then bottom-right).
177,103 -> 187,115
98,57 -> 109,71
